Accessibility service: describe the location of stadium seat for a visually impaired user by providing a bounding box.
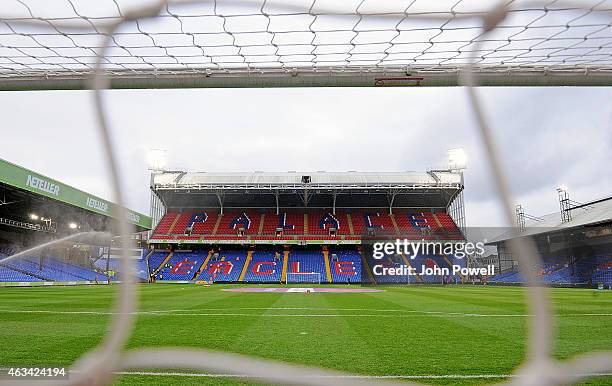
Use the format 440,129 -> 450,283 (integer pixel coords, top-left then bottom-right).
157,251 -> 205,281
242,249 -> 283,283
196,249 -> 248,282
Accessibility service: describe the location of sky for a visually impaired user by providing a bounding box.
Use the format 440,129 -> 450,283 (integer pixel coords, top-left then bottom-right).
1,86 -> 611,227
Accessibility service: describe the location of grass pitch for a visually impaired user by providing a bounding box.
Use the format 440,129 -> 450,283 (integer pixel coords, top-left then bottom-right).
0,284 -> 611,385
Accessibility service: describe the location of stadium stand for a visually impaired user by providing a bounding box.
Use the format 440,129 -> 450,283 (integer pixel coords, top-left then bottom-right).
150,209 -> 463,241
153,211 -> 178,235
218,211 -> 260,236
1,255 -> 100,282
286,250 -> 326,283
94,256 -> 149,281
242,249 -> 283,283
307,211 -> 349,236
197,249 -> 247,282
0,265 -> 42,282
157,251 -> 204,281
148,251 -> 171,275
328,249 -> 361,283
169,212 -> 192,235
489,255 -> 612,286
351,210 -> 396,235
191,211 -> 219,235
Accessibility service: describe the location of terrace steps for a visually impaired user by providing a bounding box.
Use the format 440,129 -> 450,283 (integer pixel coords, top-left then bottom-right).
322,247 -> 332,283
389,214 -> 401,235
212,214 -> 223,235
238,250 -> 254,281
359,248 -> 376,284
167,214 -> 182,234
400,253 -> 422,283
443,254 -> 464,281
257,213 -> 265,235
347,213 -> 355,236
191,249 -> 214,280
281,250 -> 290,282
153,252 -> 173,275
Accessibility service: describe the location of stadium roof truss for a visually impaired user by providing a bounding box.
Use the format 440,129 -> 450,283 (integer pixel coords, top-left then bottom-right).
149,170 -> 467,235
488,195 -> 612,244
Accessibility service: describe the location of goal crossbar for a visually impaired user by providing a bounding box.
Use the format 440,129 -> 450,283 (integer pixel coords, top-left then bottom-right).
1,68 -> 611,91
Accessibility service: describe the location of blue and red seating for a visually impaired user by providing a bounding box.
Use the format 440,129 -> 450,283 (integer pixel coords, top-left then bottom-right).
150,209 -> 463,241
157,251 -> 204,280
351,210 -> 396,235
242,250 -> 283,282
191,211 -> 219,235
197,249 -> 247,282
214,211 -> 260,235
307,211 -> 349,236
329,249 -> 361,283
286,250 -> 326,282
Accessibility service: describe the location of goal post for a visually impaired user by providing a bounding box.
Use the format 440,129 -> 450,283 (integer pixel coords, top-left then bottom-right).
286,272 -> 321,285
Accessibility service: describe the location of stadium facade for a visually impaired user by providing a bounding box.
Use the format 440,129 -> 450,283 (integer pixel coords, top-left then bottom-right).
145,170 -> 468,284
487,194 -> 612,287
2,158 -> 610,288
0,158 -> 151,285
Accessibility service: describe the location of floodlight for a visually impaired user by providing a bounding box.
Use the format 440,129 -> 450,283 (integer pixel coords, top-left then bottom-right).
68,222 -> 78,229
29,213 -> 39,220
448,148 -> 467,170
557,185 -> 569,192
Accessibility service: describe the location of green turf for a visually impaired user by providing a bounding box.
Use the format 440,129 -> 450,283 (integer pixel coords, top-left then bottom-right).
0,284 -> 610,385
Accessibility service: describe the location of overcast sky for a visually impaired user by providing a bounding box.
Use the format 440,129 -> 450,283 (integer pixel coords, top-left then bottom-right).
1,86 -> 611,226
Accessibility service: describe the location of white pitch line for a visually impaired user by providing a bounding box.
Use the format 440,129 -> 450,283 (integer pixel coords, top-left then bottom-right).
0,309 -> 611,318
0,367 -> 610,380
109,371 -> 612,379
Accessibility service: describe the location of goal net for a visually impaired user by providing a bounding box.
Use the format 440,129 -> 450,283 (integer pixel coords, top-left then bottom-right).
286,272 -> 321,284
0,1 -> 611,386
0,0 -> 610,89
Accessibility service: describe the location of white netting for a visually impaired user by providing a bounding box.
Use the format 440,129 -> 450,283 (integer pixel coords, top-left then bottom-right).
286,272 -> 321,284
0,0 -> 611,81
0,1 -> 611,386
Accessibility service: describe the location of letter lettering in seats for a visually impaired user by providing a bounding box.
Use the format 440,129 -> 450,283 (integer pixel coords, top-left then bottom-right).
188,213 -> 208,228
364,212 -> 383,229
409,213 -> 429,229
290,261 -> 301,273
171,260 -> 196,275
230,213 -> 251,230
278,213 -> 295,230
252,261 -> 276,275
335,261 -> 356,275
208,261 -> 233,275
319,213 -> 340,230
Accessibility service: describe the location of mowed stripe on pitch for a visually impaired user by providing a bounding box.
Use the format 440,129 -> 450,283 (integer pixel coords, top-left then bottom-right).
0,308 -> 610,317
